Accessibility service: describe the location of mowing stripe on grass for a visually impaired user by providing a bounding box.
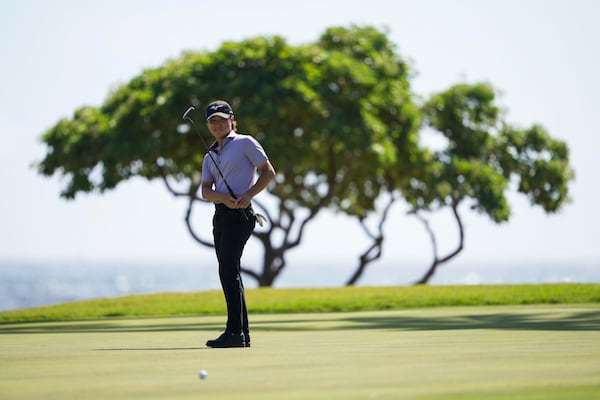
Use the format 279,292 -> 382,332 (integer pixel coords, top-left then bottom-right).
1,305 -> 599,400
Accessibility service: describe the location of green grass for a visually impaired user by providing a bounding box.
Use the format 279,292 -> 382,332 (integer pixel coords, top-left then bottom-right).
1,306 -> 599,399
1,283 -> 598,322
1,285 -> 599,399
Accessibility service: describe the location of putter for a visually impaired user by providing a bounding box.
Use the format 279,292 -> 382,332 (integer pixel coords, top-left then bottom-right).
182,106 -> 251,222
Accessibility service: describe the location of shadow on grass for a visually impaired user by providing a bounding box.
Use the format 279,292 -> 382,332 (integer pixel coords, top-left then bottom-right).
94,347 -> 204,351
0,320 -> 222,334
1,309 -> 598,334
341,309 -> 600,332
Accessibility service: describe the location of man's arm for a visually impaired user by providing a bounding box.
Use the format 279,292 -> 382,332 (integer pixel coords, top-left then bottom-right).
236,160 -> 276,208
201,180 -> 239,209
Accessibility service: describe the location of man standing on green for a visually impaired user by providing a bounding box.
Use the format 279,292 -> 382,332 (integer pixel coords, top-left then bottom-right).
201,100 -> 276,348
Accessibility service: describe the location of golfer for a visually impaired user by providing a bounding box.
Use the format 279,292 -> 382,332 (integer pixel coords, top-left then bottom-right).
201,100 -> 276,348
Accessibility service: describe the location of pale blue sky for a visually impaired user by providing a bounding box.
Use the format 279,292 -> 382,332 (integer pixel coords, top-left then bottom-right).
1,0 -> 599,282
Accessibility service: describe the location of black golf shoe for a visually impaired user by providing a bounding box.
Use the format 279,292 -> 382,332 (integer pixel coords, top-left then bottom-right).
244,333 -> 251,348
206,332 -> 245,348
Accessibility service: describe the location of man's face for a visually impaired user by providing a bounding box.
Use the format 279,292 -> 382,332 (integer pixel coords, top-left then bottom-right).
207,116 -> 232,139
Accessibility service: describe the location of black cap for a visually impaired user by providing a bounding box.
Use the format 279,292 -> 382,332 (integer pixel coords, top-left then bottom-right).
206,100 -> 234,121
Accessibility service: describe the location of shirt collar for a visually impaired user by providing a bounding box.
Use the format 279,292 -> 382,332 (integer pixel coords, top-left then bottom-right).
209,131 -> 236,152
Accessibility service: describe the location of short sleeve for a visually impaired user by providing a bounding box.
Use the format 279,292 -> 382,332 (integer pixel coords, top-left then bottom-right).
244,136 -> 268,167
201,154 -> 214,182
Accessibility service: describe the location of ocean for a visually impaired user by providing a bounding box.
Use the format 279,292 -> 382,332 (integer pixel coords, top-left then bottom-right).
1,260 -> 598,312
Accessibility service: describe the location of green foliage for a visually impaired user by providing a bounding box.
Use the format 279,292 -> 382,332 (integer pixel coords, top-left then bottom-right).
36,25 -> 575,286
1,284 -> 597,322
37,26 -> 420,217
425,83 -> 498,158
497,124 -> 574,212
407,82 -> 573,223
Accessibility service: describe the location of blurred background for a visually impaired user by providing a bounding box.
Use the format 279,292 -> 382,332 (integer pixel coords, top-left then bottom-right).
1,0 -> 599,311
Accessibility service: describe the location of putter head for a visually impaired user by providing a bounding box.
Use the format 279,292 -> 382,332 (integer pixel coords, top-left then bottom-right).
182,106 -> 196,120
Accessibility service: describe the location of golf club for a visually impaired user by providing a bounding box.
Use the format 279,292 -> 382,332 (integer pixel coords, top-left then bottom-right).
182,106 -> 249,221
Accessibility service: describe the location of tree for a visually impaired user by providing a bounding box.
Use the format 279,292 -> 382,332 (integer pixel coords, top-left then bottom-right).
37,25 -> 420,287
406,82 -> 574,284
343,82 -> 574,285
312,27 -> 423,286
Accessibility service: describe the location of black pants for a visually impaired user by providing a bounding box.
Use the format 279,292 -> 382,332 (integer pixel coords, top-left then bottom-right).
212,204 -> 255,335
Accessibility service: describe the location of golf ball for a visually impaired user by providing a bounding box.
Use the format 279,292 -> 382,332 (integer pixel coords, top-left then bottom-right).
198,370 -> 207,380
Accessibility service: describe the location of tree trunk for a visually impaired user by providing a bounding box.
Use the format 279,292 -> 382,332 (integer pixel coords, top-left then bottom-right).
414,204 -> 464,285
161,166 -> 335,287
346,237 -> 383,285
346,193 -> 396,286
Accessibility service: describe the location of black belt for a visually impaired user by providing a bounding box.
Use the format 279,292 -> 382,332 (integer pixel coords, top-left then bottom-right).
214,203 -> 230,212
215,203 -> 254,215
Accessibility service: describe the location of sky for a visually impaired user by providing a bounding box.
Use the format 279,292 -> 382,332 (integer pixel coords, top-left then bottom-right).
1,0 -> 599,284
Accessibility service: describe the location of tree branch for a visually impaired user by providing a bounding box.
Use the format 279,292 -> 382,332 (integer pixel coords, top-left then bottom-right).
183,188 -> 214,248
438,204 -> 465,264
157,163 -> 196,198
346,193 -> 397,285
413,202 -> 465,284
241,265 -> 260,281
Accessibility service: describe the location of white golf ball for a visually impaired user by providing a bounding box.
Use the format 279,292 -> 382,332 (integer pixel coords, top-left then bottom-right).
198,370 -> 207,380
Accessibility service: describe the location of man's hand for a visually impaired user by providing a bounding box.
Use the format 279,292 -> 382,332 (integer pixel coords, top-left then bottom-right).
223,196 -> 240,209
234,193 -> 253,209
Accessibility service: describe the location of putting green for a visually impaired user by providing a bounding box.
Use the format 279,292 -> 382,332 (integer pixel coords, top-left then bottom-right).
0,305 -> 598,399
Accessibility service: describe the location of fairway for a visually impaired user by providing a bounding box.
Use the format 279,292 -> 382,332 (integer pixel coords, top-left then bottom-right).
1,305 -> 599,399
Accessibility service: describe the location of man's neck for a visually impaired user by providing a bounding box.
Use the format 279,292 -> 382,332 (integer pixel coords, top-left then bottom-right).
215,131 -> 234,151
